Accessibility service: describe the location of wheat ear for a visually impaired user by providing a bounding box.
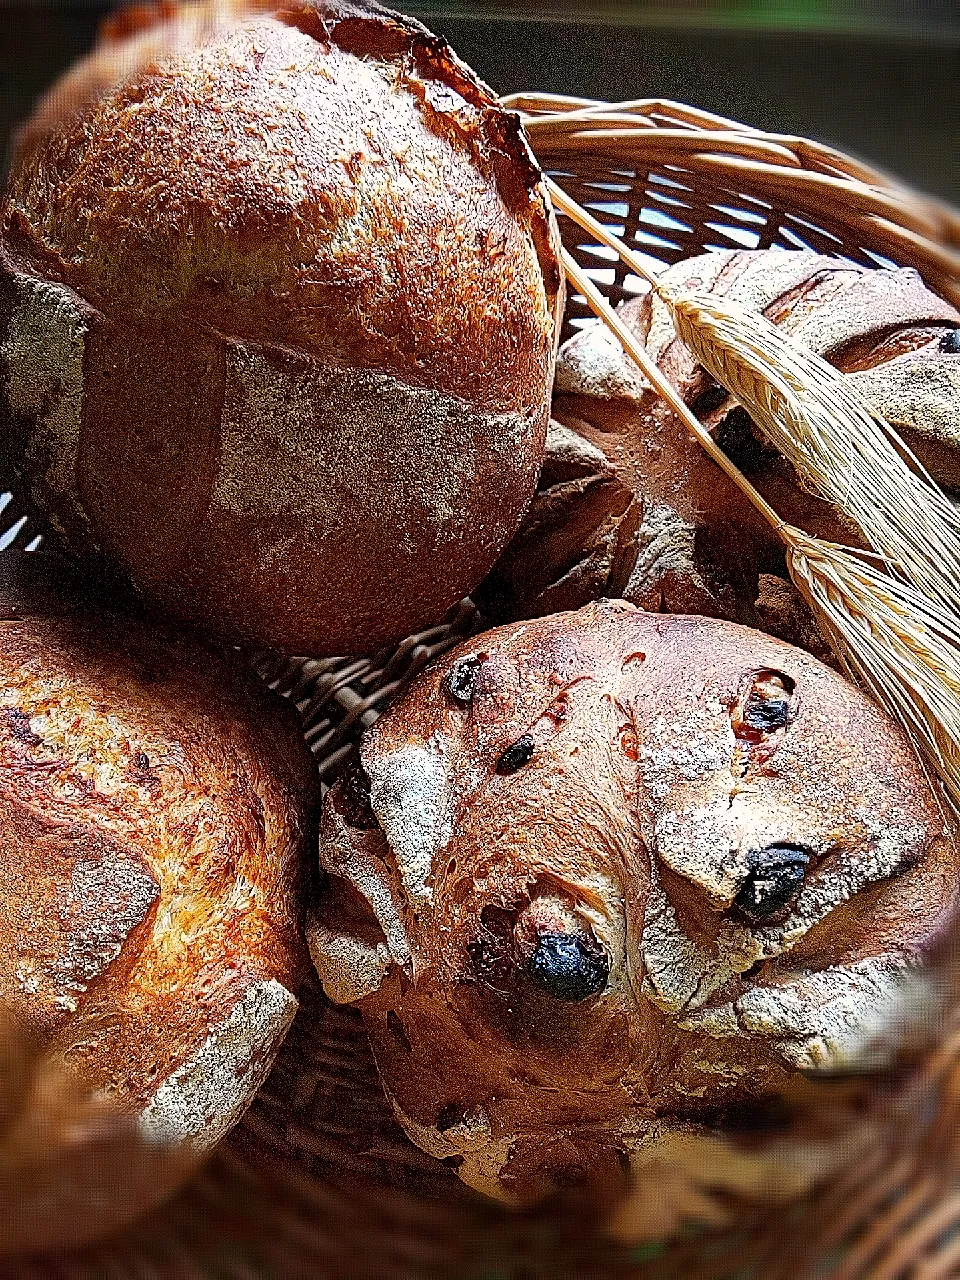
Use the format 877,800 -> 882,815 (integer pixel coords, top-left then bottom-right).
548,177 -> 960,612
667,291 -> 960,612
788,532 -> 960,807
557,219 -> 960,816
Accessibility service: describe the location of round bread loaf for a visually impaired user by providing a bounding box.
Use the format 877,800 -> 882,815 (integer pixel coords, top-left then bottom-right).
0,555 -> 317,1252
480,250 -> 960,642
310,599 -> 958,1225
0,0 -> 562,655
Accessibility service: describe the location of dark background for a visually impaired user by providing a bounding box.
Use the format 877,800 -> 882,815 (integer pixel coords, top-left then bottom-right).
1,0 -> 957,202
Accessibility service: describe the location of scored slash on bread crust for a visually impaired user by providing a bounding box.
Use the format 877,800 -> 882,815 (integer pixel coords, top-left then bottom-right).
0,0 -> 563,655
310,599 -> 958,1216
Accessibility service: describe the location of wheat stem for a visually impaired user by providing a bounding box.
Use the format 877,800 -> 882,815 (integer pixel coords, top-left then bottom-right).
547,177 -> 669,294
559,247 -> 788,538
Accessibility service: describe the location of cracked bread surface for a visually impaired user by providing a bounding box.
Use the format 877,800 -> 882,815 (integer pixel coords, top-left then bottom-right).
311,600 -> 957,1217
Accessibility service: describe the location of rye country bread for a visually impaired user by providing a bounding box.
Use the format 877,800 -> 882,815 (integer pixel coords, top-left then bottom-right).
309,599 -> 958,1234
0,0 -> 563,655
0,554 -> 318,1252
481,249 -> 960,652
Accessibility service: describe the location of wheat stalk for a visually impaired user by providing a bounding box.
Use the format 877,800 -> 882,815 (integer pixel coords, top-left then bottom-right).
555,202 -> 960,816
787,532 -> 960,806
668,291 -> 960,613
547,177 -> 960,607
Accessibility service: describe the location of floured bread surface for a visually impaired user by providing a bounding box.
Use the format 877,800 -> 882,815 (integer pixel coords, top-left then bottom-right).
481,249 -> 960,645
310,600 -> 957,1215
139,979 -> 298,1150
0,0 -> 562,654
0,575 -> 317,1252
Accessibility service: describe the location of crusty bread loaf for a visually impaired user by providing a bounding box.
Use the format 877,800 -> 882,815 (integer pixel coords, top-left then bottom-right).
0,0 -> 562,656
309,599 -> 957,1221
481,250 -> 960,636
0,554 -> 317,1252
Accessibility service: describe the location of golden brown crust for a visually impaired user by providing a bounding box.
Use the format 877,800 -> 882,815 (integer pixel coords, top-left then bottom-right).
1,0 -> 562,655
0,555 -> 318,1251
311,600 -> 958,1207
480,250 -> 960,637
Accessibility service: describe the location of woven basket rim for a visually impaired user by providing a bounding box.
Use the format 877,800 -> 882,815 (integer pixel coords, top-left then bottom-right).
508,93 -> 960,307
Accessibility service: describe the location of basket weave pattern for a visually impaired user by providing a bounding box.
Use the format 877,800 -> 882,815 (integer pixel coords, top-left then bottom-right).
3,97 -> 960,1280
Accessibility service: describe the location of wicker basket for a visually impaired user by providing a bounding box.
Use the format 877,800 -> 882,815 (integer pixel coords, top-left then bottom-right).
3,97 -> 960,1280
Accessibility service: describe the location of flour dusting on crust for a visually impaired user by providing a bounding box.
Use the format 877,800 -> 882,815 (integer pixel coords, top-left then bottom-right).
555,317 -> 649,401
139,978 -> 296,1149
308,917 -> 391,1004
2,268 -> 91,535
850,355 -> 960,447
639,867 -> 758,1014
363,734 -> 454,909
543,417 -> 609,472
623,505 -> 699,605
682,954 -> 932,1071
216,342 -> 537,552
